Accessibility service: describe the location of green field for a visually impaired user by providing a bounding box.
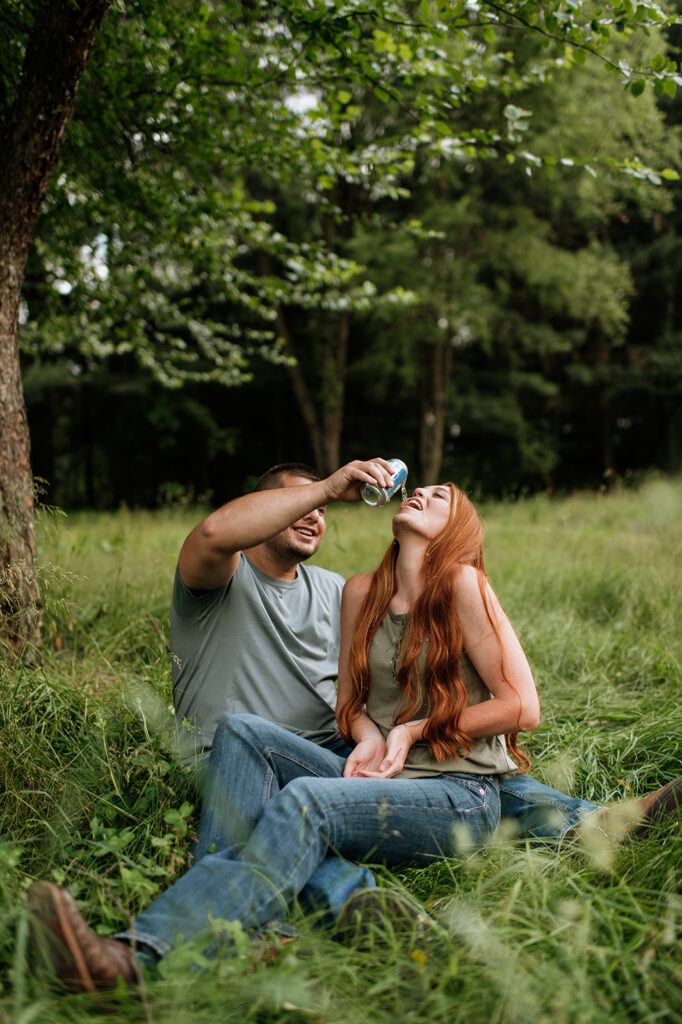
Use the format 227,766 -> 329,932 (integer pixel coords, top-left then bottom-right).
1,477 -> 681,1023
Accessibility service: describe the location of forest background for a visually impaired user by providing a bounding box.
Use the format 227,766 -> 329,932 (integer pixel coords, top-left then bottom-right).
9,0 -> 682,519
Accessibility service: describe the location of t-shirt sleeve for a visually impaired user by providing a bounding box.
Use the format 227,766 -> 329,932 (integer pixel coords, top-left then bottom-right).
171,563 -> 232,622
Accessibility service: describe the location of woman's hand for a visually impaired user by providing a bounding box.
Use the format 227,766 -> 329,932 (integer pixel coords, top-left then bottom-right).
351,724 -> 416,779
343,736 -> 387,777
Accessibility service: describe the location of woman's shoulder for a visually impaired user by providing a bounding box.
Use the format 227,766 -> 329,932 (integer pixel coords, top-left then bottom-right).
449,564 -> 491,611
449,562 -> 484,594
343,572 -> 373,600
340,572 -> 373,626
450,564 -> 504,627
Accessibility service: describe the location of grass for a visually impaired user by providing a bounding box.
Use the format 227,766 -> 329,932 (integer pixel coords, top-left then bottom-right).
1,476 -> 681,1023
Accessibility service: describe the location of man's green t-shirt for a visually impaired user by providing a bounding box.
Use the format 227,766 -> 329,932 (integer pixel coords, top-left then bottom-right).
171,553 -> 344,757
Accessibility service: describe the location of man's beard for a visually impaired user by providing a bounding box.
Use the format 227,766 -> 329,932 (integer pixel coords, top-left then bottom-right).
265,528 -> 319,565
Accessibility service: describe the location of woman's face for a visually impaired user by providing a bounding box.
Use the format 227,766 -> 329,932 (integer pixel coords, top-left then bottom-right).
392,485 -> 453,542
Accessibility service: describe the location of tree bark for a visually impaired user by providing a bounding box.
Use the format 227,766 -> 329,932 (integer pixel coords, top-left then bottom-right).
0,0 -> 111,654
274,307 -> 326,472
593,331 -> 614,483
320,311 -> 349,476
257,251 -> 326,471
419,336 -> 452,485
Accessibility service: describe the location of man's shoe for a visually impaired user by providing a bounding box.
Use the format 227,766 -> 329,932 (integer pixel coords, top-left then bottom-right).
335,887 -> 433,948
28,882 -> 139,992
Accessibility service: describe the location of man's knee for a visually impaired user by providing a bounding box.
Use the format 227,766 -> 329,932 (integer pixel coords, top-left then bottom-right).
279,776 -> 328,817
212,712 -> 272,750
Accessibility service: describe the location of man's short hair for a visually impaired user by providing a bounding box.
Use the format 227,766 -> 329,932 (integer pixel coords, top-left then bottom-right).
254,463 -> 321,492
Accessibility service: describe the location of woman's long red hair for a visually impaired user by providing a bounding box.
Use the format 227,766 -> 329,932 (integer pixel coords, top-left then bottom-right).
337,484 -> 530,772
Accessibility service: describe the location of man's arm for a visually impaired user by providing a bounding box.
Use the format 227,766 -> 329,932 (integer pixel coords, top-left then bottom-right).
178,458 -> 396,591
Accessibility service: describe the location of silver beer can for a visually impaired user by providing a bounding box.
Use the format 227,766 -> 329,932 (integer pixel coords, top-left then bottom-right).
362,458 -> 408,507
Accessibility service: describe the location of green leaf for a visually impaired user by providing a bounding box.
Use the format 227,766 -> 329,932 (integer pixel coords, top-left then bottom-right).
337,90 -> 352,105
629,79 -> 646,96
661,168 -> 681,180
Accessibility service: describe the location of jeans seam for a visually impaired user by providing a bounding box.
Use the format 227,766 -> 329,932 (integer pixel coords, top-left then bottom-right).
498,785 -> 573,810
507,795 -> 577,810
319,798 -> 492,817
263,746 -> 342,780
263,766 -> 273,803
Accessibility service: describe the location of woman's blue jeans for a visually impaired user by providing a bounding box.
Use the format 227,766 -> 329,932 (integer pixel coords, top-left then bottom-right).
124,714 -> 500,959
498,772 -> 601,840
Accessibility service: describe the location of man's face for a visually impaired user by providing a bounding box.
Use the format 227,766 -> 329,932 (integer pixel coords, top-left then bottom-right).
264,474 -> 327,564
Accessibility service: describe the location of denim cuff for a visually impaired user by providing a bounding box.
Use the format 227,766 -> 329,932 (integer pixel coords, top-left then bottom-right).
114,918 -> 298,963
113,928 -> 171,962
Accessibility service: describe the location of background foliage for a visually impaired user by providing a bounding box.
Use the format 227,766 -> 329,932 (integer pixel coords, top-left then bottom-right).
13,0 -> 682,506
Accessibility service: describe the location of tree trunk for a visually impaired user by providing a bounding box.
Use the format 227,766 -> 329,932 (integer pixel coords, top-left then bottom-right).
319,312 -> 349,476
419,337 -> 452,485
258,249 -> 325,470
275,308 -> 325,471
0,0 -> 112,654
593,331 -> 614,484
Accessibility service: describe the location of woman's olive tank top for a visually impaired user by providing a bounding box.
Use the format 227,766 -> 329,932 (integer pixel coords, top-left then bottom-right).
365,606 -> 517,779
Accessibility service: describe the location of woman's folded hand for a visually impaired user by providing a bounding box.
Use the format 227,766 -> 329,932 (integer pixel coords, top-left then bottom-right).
351,724 -> 415,779
343,736 -> 387,777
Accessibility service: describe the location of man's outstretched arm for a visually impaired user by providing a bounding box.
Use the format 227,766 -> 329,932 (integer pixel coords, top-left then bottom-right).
178,458 -> 395,590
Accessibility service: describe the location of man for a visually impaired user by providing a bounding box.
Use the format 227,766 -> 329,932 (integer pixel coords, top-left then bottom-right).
170,458 -> 394,915
29,458 -> 682,989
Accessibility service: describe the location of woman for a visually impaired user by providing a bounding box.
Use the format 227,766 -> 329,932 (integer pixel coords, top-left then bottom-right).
29,483 -> 540,988
335,481 -> 539,840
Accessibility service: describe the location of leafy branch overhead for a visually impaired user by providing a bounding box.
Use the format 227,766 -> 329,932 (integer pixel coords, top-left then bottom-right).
12,0 -> 680,395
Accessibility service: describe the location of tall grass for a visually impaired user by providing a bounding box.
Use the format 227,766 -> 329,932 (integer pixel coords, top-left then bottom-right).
1,477 -> 680,1023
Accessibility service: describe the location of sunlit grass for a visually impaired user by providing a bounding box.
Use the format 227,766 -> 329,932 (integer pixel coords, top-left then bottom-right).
1,476 -> 680,1022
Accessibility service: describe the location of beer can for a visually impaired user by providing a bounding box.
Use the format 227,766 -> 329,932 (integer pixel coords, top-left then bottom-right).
362,458 -> 408,507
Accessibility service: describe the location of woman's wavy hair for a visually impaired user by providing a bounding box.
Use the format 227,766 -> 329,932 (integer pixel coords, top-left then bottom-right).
337,483 -> 530,772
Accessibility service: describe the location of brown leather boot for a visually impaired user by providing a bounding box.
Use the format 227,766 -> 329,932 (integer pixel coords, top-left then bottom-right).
631,776 -> 682,836
28,882 -> 140,992
562,775 -> 682,845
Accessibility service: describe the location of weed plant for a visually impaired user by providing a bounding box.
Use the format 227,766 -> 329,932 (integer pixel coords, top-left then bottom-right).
1,478 -> 680,1023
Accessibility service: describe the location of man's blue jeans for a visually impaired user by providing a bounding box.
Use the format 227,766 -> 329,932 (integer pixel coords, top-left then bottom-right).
123,715 -> 500,959
192,716 -> 376,923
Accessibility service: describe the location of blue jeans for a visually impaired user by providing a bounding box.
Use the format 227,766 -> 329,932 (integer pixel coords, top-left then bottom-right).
499,773 -> 602,840
190,715 -> 600,861
123,715 -> 500,959
192,717 -> 376,922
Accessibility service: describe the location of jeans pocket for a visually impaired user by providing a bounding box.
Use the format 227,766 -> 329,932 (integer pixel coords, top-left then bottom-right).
445,775 -> 501,840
